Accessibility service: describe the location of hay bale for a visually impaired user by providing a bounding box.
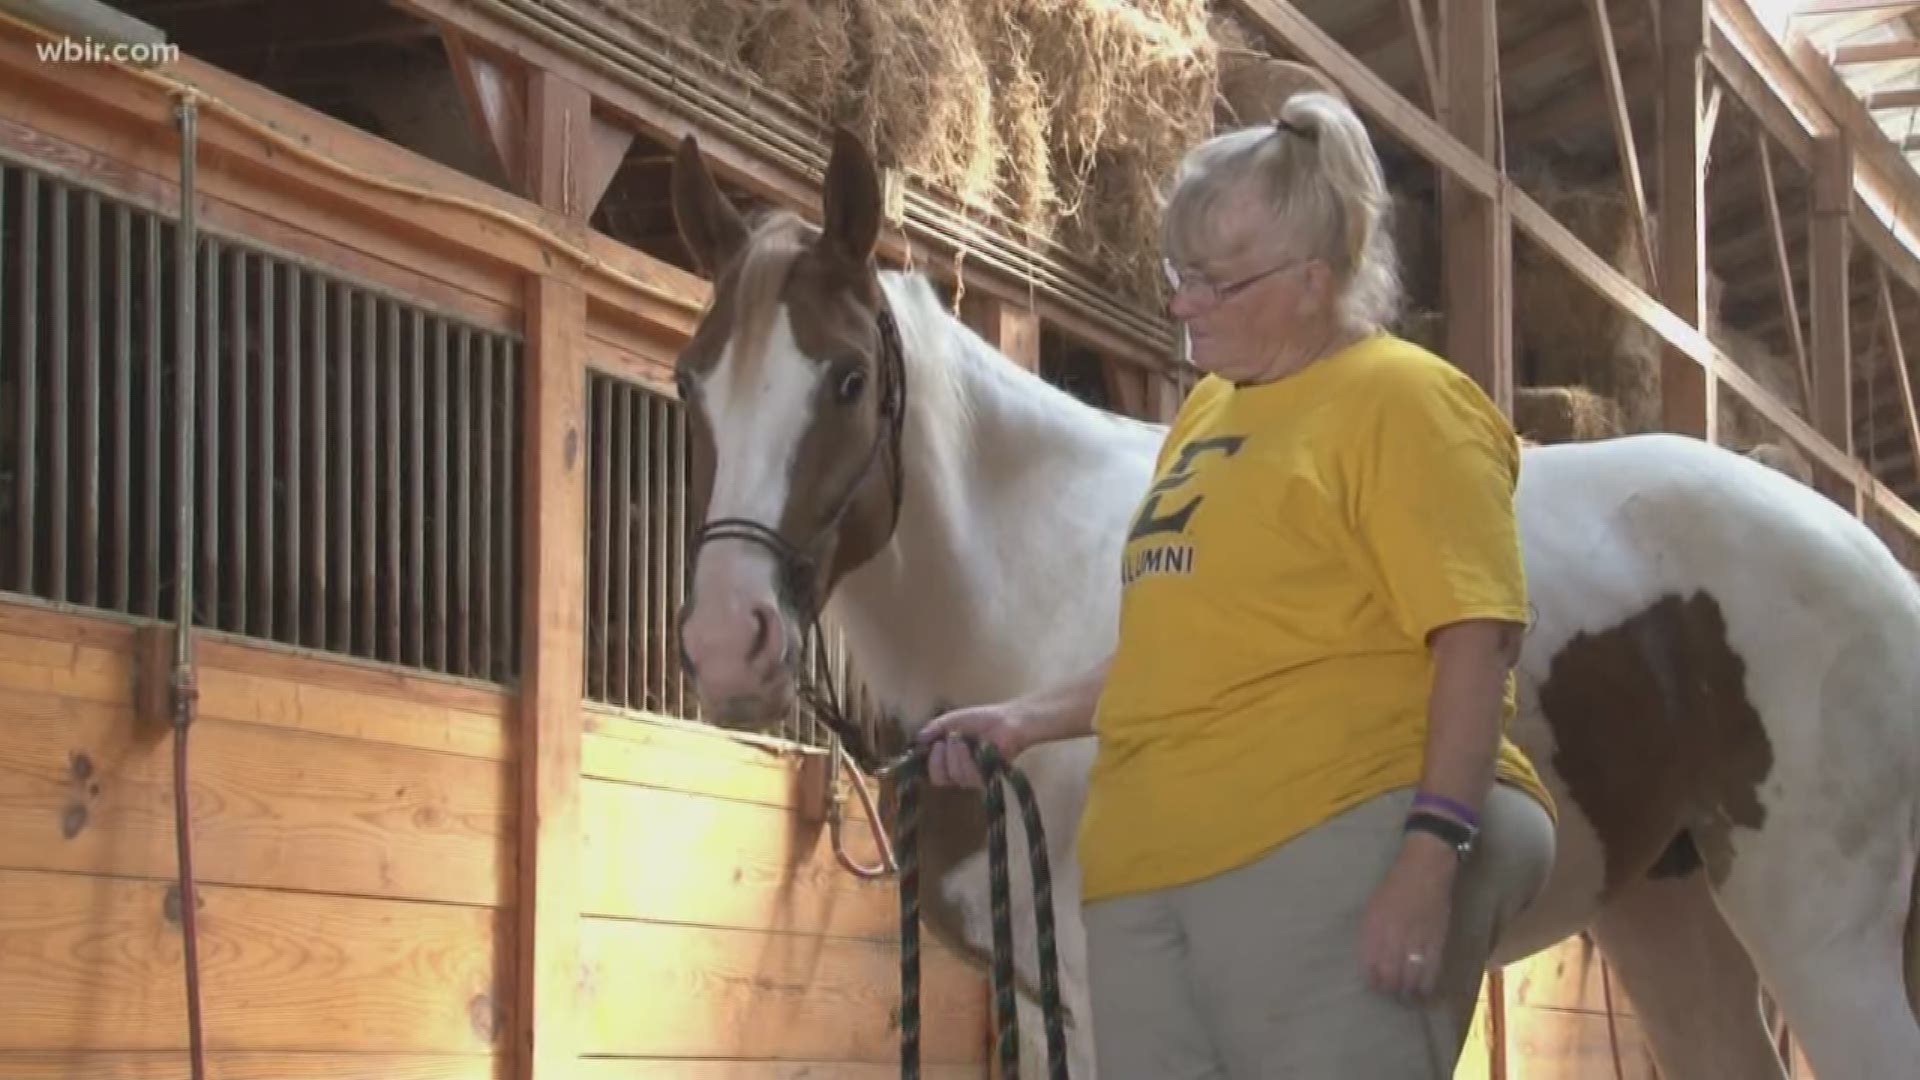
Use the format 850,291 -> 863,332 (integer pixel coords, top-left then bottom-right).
1214,53 -> 1347,128
1508,159 -> 1662,432
1745,442 -> 1815,486
1513,386 -> 1625,444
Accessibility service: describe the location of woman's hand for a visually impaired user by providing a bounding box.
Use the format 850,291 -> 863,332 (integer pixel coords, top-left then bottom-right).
1358,832 -> 1459,999
915,702 -> 1034,788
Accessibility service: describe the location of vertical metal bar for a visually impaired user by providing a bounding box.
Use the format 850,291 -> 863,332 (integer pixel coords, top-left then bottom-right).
358,293 -> 376,656
0,168 -> 10,586
113,203 -> 131,612
641,386 -> 656,707
14,172 -> 37,597
49,181 -> 68,603
310,273 -> 327,650
454,326 -> 472,676
384,302 -> 401,664
228,247 -> 248,636
142,211 -> 158,617
476,334 -> 494,680
591,375 -> 611,701
432,320 -> 448,672
499,341 -> 516,680
198,239 -> 219,628
651,395 -> 667,712
284,265 -> 303,641
672,399 -> 687,717
409,310 -> 425,669
80,190 -> 101,608
499,342 -> 514,680
284,264 -> 303,643
334,283 -> 352,653
613,383 -> 632,708
255,255 -> 272,639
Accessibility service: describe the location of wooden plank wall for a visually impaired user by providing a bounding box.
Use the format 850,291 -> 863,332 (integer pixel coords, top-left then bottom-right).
0,604 -> 515,1080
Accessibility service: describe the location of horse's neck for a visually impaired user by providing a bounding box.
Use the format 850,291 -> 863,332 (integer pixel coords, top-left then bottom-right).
824,277 -> 1164,733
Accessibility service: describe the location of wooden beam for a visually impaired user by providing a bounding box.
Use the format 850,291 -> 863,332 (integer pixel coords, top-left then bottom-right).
1587,0 -> 1660,287
1440,0 -> 1511,411
1867,87 -> 1920,109
1399,0 -> 1443,117
1704,23 -> 1820,167
958,292 -> 1040,372
517,69 -> 591,1080
1877,266 -> 1920,472
1831,40 -> 1920,65
1812,133 -> 1858,506
1795,0 -> 1920,13
1759,137 -> 1814,408
443,31 -> 526,196
1660,0 -> 1711,439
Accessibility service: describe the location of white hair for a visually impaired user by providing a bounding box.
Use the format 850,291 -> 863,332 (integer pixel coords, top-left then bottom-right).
1160,91 -> 1402,333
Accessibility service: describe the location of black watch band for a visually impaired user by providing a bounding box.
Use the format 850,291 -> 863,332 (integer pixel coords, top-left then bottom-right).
1404,809 -> 1478,858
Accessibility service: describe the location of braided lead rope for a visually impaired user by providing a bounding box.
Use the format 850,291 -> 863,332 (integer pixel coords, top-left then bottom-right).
891,737 -> 1068,1079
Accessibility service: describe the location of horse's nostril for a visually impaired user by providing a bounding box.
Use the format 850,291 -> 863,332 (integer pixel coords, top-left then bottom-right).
749,606 -> 772,662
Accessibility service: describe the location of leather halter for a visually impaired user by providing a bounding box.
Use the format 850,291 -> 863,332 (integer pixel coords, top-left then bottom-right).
684,285 -> 909,773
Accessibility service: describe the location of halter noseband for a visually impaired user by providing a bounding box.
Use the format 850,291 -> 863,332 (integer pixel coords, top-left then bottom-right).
686,288 -> 909,772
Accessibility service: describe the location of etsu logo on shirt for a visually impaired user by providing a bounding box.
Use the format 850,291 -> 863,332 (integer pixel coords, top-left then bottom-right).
1123,435 -> 1244,584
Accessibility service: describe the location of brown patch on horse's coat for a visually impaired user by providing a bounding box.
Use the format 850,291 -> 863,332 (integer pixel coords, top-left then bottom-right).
1538,591 -> 1773,894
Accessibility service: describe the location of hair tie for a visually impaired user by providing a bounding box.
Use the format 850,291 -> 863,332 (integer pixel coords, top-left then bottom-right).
1272,117 -> 1317,143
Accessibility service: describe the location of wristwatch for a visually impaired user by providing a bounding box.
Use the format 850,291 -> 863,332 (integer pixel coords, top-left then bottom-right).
1404,809 -> 1478,859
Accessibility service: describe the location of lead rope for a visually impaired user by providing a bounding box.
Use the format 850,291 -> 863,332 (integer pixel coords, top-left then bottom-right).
889,737 -> 1069,1080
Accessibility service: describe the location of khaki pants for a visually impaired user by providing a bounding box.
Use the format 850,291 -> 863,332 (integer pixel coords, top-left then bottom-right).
1080,784 -> 1554,1079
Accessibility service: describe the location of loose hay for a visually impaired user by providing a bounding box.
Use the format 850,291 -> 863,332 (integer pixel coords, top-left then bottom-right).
604,0 -> 1220,303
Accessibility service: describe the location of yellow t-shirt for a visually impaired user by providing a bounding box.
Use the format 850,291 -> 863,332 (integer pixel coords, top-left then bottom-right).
1078,332 -> 1556,904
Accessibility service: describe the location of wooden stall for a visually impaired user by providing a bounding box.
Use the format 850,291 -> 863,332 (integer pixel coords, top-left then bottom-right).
3,0 -> 1920,1078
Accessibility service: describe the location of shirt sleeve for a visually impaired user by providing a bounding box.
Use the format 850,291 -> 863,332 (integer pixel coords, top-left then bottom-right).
1349,371 -> 1531,643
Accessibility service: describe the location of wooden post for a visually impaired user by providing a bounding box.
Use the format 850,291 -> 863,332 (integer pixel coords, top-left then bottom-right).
516,68 -> 591,1080
1811,133 -> 1857,511
1441,0 -> 1512,414
959,292 -> 1041,372
1658,0 -> 1710,440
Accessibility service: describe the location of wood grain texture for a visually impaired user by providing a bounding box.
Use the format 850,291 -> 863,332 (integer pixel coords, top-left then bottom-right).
1505,940 -> 1639,1018
194,664 -> 509,761
0,870 -> 507,1053
0,690 -> 510,906
1504,1006 -> 1658,1080
573,1061 -> 981,1079
579,778 -> 891,940
0,1052 -> 501,1079
0,630 -> 135,707
579,917 -> 985,1063
581,711 -> 824,811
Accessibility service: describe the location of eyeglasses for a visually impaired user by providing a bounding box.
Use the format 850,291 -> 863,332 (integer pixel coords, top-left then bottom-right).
1161,257 -> 1302,309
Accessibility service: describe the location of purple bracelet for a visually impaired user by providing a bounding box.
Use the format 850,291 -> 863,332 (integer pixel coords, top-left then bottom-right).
1412,791 -> 1480,829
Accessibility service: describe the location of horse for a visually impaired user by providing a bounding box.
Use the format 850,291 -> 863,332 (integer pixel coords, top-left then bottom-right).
664,127 -> 1920,1079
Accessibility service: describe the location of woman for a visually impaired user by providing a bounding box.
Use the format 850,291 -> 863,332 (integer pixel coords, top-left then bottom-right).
916,90 -> 1558,1078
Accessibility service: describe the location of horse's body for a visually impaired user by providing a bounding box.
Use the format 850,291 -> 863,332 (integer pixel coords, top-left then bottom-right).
667,131 -> 1920,1079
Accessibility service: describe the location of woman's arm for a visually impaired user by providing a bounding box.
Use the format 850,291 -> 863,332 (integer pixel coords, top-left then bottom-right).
915,653 -> 1113,787
1410,617 -> 1524,833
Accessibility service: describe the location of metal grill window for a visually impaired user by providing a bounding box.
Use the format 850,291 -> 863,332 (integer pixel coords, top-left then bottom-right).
0,159 -> 522,684
583,371 -> 877,749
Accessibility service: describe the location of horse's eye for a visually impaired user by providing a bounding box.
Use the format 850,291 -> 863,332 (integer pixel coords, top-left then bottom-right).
836,367 -> 867,403
674,369 -> 696,402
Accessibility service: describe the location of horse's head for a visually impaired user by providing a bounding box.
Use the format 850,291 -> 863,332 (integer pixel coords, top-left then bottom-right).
669,129 -> 906,733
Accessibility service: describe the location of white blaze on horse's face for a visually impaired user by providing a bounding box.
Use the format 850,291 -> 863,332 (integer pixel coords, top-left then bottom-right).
669,128 -> 895,731
676,311 -> 823,727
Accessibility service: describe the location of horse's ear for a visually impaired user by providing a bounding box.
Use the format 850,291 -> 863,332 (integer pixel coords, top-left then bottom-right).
671,134 -> 748,277
820,126 -> 881,267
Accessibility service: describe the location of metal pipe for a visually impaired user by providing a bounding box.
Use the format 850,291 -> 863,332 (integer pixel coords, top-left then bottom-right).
168,91 -> 208,1080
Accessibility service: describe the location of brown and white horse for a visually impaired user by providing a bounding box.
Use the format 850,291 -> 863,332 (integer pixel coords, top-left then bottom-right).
667,128 -> 1920,1079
